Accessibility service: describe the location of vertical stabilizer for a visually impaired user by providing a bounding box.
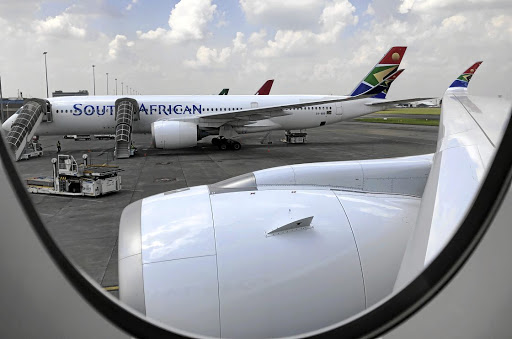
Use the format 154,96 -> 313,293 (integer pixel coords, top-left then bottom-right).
255,80 -> 274,95
350,46 -> 407,97
371,69 -> 404,99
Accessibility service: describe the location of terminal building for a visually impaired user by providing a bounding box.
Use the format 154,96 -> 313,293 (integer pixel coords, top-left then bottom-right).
52,90 -> 89,97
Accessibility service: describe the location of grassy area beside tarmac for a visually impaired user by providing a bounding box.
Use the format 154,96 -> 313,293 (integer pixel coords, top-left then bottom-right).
374,107 -> 441,115
355,107 -> 441,126
356,117 -> 439,126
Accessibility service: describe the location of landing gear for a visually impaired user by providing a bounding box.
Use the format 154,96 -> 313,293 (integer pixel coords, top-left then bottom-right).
232,142 -> 241,151
213,136 -> 242,151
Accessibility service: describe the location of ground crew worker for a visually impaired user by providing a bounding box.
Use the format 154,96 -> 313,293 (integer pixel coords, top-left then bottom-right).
57,140 -> 61,153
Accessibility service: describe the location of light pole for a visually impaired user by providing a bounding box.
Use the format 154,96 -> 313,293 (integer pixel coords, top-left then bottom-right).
115,78 -> 118,95
106,72 -> 109,95
121,82 -> 123,95
126,85 -> 128,95
43,52 -> 49,98
92,65 -> 96,95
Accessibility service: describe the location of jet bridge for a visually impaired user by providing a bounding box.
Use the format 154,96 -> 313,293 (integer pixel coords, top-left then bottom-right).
6,99 -> 52,161
114,98 -> 139,159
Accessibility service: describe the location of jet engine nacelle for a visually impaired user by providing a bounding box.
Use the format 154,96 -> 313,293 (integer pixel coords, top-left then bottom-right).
151,121 -> 197,149
119,183 -> 420,338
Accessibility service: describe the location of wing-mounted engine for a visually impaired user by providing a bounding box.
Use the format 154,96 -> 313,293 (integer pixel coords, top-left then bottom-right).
151,121 -> 198,149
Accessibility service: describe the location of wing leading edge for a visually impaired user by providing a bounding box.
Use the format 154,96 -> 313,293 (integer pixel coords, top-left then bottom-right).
394,61 -> 512,290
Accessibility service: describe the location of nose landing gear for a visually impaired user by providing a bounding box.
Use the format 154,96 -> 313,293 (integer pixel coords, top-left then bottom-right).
212,136 -> 242,151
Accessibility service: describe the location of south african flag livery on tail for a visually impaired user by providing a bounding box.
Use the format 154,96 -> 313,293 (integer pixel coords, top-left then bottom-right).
350,46 -> 407,97
449,61 -> 482,88
372,68 -> 404,99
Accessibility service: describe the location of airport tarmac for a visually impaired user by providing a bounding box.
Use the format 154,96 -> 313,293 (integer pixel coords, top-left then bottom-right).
12,121 -> 438,298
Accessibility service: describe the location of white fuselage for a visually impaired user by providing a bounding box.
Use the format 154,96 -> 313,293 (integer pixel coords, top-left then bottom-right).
2,95 -> 385,136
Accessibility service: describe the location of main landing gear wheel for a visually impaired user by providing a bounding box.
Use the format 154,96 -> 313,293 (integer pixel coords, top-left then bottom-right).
215,137 -> 242,151
232,141 -> 241,151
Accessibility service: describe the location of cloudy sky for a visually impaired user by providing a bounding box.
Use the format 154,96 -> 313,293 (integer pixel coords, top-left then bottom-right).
0,0 -> 511,99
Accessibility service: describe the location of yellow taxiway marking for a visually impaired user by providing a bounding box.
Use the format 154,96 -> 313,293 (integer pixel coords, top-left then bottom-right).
104,286 -> 119,291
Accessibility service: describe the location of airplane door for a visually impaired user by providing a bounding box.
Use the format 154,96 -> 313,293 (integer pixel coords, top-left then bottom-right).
335,102 -> 343,115
251,102 -> 258,108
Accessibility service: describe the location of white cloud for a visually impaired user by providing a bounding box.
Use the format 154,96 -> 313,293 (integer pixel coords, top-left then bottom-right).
248,29 -> 267,46
485,14 -> 512,40
184,45 -> 231,69
138,0 -> 217,44
312,58 -> 346,81
126,0 -> 138,11
240,0 -> 323,29
319,0 -> 358,42
398,0 -> 512,14
33,9 -> 87,39
184,32 -> 247,69
216,10 -> 228,28
254,0 -> 358,58
0,0 -> 510,99
440,15 -> 467,32
108,35 -> 135,60
365,4 -> 376,16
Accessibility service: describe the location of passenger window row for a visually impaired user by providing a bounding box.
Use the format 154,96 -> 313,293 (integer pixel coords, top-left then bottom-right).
54,105 -> 333,114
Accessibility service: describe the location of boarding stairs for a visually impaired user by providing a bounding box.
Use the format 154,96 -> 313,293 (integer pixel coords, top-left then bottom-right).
114,98 -> 139,159
6,99 -> 52,161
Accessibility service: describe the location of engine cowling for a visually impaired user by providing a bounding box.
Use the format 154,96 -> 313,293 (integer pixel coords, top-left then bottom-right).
151,121 -> 197,149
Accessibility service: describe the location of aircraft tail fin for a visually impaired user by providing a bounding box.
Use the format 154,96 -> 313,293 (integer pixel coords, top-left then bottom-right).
449,61 -> 482,89
350,46 -> 407,97
371,69 -> 404,99
219,88 -> 229,95
255,80 -> 274,95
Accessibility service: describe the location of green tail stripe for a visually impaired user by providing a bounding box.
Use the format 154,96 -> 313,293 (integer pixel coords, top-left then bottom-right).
364,65 -> 398,86
457,74 -> 473,82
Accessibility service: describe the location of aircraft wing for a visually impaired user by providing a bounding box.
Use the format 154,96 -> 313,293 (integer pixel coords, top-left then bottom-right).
364,97 -> 436,106
201,79 -> 393,123
394,62 -> 512,289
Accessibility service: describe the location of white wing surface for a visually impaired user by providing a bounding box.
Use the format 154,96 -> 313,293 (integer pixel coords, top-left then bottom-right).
394,62 -> 512,289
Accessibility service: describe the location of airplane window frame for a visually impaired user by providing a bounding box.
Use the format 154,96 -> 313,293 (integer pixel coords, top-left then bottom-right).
0,109 -> 511,338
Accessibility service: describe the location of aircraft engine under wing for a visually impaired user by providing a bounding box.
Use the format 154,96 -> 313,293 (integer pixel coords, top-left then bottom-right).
118,155 -> 431,338
151,120 -> 197,149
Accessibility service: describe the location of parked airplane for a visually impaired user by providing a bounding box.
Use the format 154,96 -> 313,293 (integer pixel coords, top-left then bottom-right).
117,62 -> 512,338
2,46 -> 426,156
